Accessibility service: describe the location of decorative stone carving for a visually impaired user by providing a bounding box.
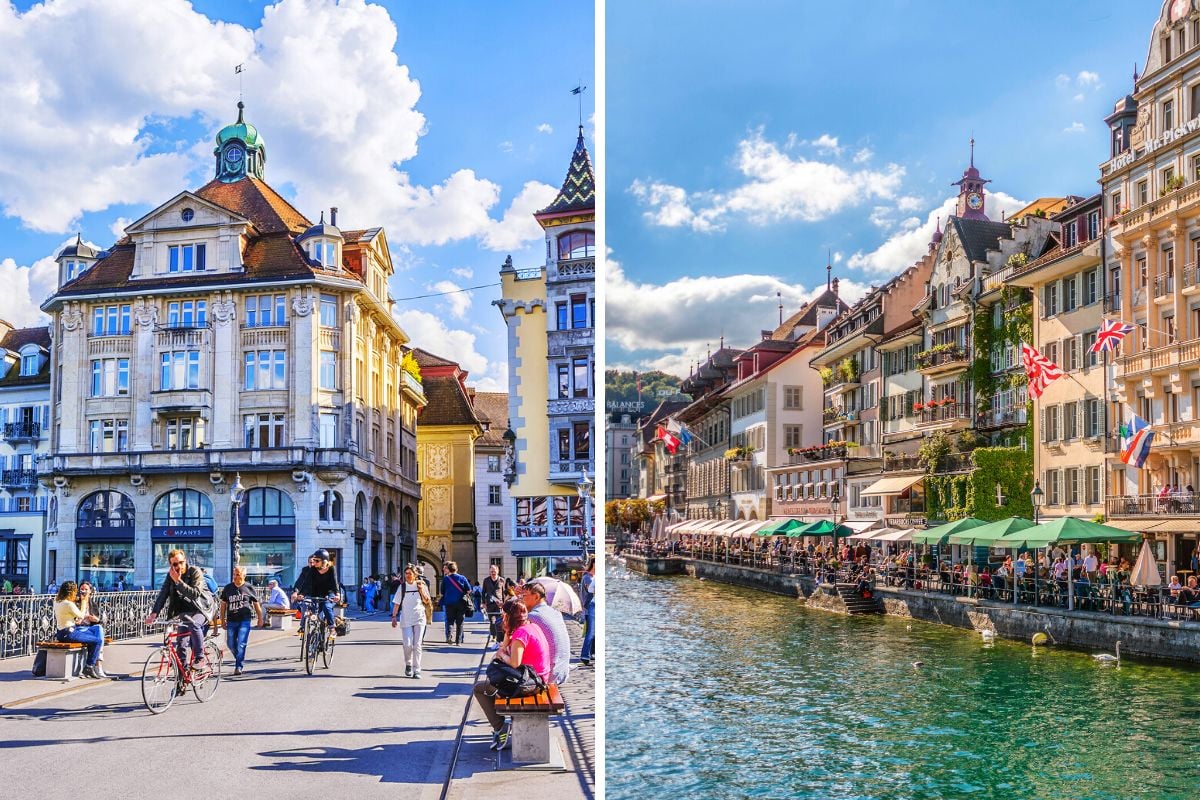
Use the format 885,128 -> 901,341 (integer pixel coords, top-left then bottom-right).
293,293 -> 315,317
292,470 -> 310,491
61,308 -> 83,332
347,302 -> 361,323
211,300 -> 237,326
425,485 -> 451,530
133,302 -> 158,329
426,444 -> 450,479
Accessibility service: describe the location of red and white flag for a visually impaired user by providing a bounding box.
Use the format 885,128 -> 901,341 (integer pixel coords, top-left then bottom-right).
1020,343 -> 1064,399
655,425 -> 681,454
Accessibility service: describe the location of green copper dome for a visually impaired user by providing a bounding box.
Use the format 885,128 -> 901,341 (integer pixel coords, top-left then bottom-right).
215,101 -> 263,149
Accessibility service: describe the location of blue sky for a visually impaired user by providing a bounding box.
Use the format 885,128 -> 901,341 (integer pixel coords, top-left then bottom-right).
606,0 -> 1153,377
0,0 -> 594,392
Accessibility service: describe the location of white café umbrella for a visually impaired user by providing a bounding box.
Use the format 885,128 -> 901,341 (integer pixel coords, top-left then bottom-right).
529,576 -> 583,615
1130,539 -> 1162,587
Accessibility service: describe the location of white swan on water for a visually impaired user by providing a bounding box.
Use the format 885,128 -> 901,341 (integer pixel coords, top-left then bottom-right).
1093,640 -> 1121,664
981,629 -> 995,642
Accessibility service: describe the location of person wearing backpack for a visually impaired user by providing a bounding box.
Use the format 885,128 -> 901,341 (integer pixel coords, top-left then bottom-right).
144,549 -> 216,671
440,561 -> 471,645
390,564 -> 432,678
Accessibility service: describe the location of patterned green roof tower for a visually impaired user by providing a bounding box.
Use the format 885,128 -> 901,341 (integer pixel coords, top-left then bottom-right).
214,101 -> 266,183
537,125 -> 595,216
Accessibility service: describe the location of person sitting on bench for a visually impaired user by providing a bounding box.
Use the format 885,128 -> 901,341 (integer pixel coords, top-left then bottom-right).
472,599 -> 552,752
53,581 -> 106,678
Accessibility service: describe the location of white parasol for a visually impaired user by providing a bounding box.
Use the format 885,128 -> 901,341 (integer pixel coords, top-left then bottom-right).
1129,539 -> 1162,587
529,576 -> 583,615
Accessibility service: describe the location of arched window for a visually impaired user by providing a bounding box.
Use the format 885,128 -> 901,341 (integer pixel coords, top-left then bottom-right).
77,490 -> 136,529
557,231 -> 594,260
371,497 -> 382,533
153,489 -> 213,527
319,490 -> 343,522
48,497 -> 58,530
241,487 -> 295,526
386,502 -> 395,537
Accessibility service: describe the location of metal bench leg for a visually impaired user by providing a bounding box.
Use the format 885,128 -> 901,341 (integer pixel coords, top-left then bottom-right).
509,712 -> 552,764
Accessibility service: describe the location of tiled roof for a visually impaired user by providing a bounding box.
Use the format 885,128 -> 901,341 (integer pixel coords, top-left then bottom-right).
0,326 -> 51,386
950,217 -> 1013,263
53,231 -> 321,297
538,128 -> 595,215
194,176 -> 310,234
472,391 -> 510,447
770,287 -> 845,341
412,349 -> 457,368
418,374 -> 481,427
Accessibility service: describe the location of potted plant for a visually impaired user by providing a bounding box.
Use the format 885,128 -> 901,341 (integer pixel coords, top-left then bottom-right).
818,366 -> 833,387
913,402 -> 925,413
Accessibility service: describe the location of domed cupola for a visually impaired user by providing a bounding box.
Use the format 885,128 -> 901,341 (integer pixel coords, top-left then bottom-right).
297,209 -> 344,269
929,216 -> 944,253
56,233 -> 100,285
213,101 -> 266,183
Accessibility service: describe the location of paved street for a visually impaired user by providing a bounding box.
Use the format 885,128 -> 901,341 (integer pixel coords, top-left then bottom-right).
0,612 -> 594,799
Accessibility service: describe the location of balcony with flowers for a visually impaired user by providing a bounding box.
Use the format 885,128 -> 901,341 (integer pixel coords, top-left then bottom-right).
915,343 -> 969,377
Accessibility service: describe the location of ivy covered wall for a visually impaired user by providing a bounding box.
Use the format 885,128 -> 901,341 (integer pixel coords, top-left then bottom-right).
925,445 -> 1034,523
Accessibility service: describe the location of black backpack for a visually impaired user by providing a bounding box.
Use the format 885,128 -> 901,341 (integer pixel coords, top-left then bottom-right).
485,658 -> 547,698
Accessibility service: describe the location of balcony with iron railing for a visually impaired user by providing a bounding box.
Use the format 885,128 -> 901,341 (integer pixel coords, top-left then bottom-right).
914,401 -> 972,430
1184,264 -> 1200,293
0,469 -> 38,490
1103,292 -> 1122,313
1154,273 -> 1175,300
883,453 -> 922,472
2,421 -> 40,442
930,451 -> 974,474
1107,493 -> 1200,517
916,345 -> 969,377
548,257 -> 595,284
975,405 -> 1028,429
1010,237 -> 1097,281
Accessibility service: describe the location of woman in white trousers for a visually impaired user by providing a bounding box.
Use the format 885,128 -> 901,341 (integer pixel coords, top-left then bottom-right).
391,564 -> 431,678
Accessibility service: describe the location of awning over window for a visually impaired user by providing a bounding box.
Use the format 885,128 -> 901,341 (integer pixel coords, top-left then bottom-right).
1100,519 -> 1165,532
861,474 -> 924,497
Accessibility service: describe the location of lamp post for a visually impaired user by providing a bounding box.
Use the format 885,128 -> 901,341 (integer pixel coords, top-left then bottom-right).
1031,479 -> 1048,609
577,472 -> 593,560
502,423 -> 517,487
230,473 -> 246,573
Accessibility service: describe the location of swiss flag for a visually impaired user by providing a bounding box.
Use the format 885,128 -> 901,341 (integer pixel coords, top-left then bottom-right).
655,425 -> 681,454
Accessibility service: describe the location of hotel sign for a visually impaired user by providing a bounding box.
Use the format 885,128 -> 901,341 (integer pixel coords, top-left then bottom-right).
774,501 -> 831,516
151,526 -> 214,540
1104,114 -> 1200,176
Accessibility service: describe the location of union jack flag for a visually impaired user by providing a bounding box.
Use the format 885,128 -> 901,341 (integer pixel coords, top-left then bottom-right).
1020,343 -> 1064,400
1090,319 -> 1136,354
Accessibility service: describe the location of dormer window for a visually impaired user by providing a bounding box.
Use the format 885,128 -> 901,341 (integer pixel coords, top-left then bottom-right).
19,347 -> 40,377
308,240 -> 339,268
557,231 -> 594,260
168,243 -> 207,273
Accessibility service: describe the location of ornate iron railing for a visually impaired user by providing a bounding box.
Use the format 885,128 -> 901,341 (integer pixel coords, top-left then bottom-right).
0,590 -> 159,660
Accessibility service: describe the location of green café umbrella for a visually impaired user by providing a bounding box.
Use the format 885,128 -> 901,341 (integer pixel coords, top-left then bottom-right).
792,519 -> 837,537
757,518 -> 804,536
911,517 -> 988,546
1012,517 -> 1141,547
947,517 -> 1036,547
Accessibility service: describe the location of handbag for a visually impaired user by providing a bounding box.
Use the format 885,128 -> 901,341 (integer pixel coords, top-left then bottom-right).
453,575 -> 475,616
485,657 -> 547,698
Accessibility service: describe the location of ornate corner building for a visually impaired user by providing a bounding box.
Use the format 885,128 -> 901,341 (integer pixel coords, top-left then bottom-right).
40,104 -> 424,590
494,127 -> 595,576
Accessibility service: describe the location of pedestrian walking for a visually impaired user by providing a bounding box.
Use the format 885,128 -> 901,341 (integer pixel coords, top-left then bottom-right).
219,566 -> 265,675
363,577 -> 379,613
440,562 -> 471,645
580,557 -> 596,666
391,564 -> 432,678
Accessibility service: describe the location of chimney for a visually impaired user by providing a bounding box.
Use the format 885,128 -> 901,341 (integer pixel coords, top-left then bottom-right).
330,207 -> 338,227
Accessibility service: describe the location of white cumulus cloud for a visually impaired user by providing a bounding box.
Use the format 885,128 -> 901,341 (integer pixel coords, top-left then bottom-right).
536,123 -> 553,134
629,129 -> 905,232
394,308 -> 503,391
431,280 -> 471,319
1064,121 -> 1086,134
0,238 -> 74,327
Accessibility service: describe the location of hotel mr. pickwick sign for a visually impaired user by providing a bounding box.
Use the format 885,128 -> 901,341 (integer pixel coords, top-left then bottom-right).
774,501 -> 832,516
1104,113 -> 1200,176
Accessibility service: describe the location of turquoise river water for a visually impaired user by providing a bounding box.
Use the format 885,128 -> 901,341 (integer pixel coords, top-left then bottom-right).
606,556 -> 1200,800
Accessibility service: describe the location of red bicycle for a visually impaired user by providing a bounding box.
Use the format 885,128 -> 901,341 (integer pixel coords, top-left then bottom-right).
140,621 -> 223,714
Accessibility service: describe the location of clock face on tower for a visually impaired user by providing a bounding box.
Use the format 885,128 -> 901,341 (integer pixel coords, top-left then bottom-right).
966,192 -> 983,211
225,145 -> 244,167
1171,0 -> 1191,23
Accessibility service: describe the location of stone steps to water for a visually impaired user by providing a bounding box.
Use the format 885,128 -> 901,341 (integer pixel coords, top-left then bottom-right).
834,583 -> 883,615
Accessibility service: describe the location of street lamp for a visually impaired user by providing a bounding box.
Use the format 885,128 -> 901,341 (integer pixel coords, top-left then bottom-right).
1030,480 -> 1044,524
230,473 -> 246,572
439,542 -> 447,569
577,472 -> 593,559
830,487 -> 841,522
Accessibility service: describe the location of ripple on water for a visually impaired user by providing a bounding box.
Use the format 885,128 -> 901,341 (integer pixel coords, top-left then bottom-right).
606,558 -> 1200,800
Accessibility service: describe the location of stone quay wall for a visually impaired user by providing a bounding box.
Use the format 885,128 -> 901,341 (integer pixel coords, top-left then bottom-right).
624,555 -> 1200,664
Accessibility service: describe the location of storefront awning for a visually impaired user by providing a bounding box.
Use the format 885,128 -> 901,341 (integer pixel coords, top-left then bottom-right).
1101,519 -> 1165,532
1143,519 -> 1199,533
861,474 -> 924,497
645,494 -> 667,503
730,520 -> 766,537
841,520 -> 881,534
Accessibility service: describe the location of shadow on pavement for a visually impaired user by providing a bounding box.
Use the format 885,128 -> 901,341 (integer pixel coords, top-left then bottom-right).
0,723 -> 451,748
252,738 -> 494,783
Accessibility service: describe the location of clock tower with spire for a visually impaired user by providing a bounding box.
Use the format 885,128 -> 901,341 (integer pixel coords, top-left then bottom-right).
952,138 -> 991,221
213,101 -> 266,183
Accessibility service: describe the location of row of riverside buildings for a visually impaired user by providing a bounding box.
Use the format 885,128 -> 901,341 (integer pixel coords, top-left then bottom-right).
627,1 -> 1200,579
1,104 -> 594,592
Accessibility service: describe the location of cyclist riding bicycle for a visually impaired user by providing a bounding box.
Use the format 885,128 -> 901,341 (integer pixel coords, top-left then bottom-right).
144,548 -> 217,670
292,549 -> 342,636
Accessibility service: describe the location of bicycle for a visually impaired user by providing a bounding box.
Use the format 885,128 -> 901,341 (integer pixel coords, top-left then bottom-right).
140,621 -> 223,714
295,596 -> 337,675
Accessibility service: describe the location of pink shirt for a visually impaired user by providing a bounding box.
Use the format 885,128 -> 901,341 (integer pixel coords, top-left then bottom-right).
509,622 -> 552,681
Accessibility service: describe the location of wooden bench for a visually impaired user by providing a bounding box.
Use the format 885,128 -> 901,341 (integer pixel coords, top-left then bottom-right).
267,607 -> 295,631
495,684 -> 565,764
36,641 -> 85,680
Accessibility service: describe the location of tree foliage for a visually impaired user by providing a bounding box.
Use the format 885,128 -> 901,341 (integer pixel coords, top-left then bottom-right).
604,369 -> 689,418
605,498 -> 655,531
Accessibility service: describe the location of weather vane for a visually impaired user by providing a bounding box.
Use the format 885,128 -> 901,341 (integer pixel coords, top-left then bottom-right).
572,82 -> 587,127
235,63 -> 245,101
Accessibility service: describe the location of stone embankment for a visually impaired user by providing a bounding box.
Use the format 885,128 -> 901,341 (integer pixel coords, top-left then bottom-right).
622,555 -> 1200,664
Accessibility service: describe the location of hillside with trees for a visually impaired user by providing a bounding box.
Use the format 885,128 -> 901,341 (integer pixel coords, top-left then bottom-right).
604,369 -> 689,419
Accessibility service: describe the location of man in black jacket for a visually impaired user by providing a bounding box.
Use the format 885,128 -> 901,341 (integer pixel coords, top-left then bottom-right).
293,549 -> 343,635
145,549 -> 215,669
481,563 -> 505,640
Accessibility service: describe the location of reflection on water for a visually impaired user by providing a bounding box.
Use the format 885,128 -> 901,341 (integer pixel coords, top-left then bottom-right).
606,557 -> 1200,800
